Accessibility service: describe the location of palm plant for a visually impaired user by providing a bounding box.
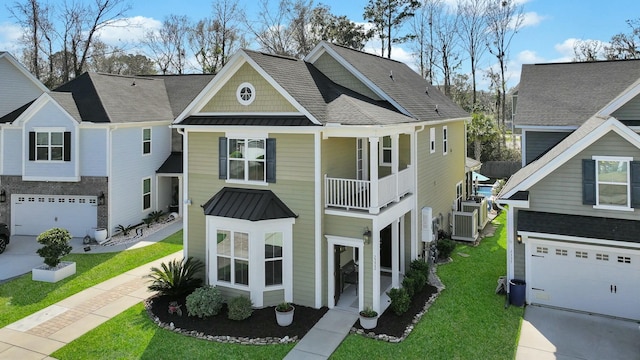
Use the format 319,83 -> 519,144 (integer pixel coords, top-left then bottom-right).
147,257 -> 204,297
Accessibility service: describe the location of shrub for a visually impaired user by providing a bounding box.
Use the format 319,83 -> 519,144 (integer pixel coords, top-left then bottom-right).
145,210 -> 165,224
387,287 -> 411,316
404,269 -> 426,294
437,238 -> 457,259
36,228 -> 72,268
147,257 -> 204,297
227,295 -> 253,320
401,275 -> 416,297
186,286 -> 224,318
116,224 -> 134,236
359,306 -> 378,318
410,259 -> 430,279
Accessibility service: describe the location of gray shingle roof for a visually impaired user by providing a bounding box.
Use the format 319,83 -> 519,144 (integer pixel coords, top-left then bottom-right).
147,74 -> 215,117
0,100 -> 34,123
48,92 -> 81,122
202,187 -> 297,221
516,60 -> 640,127
156,152 -> 182,174
181,115 -> 314,126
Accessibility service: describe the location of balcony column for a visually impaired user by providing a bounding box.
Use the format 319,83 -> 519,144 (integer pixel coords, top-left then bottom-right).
369,137 -> 379,214
392,133 -> 399,202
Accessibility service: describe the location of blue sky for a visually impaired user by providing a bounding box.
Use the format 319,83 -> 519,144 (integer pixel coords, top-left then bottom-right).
1,0 -> 638,88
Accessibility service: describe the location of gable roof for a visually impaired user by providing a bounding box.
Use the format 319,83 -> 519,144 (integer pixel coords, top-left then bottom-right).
55,72 -> 174,123
202,187 -> 297,221
146,74 -> 215,118
498,115 -> 640,200
515,59 -> 640,127
0,100 -> 34,123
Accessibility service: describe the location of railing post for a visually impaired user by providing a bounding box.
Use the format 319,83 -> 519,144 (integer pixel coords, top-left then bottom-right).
369,137 -> 379,214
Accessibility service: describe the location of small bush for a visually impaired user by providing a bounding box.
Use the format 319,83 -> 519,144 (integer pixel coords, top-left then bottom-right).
147,257 -> 204,297
401,275 -> 416,297
36,228 -> 72,268
227,295 -> 253,320
387,287 -> 411,316
186,286 -> 224,318
410,259 -> 429,279
116,224 -> 134,236
404,269 -> 426,294
437,238 -> 457,259
276,302 -> 293,312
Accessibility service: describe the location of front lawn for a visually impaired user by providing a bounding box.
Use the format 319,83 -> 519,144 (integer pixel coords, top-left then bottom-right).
51,212 -> 522,359
0,231 -> 183,327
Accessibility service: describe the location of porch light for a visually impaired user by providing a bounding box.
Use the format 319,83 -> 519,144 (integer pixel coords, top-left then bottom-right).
516,234 -> 522,244
98,191 -> 105,206
0,189 -> 5,203
363,227 -> 372,244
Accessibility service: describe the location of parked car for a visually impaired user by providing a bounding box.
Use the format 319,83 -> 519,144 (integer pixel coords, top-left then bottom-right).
0,223 -> 10,254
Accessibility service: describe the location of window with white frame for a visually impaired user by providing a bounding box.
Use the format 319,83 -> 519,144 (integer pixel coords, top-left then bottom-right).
430,128 -> 435,154
217,230 -> 249,285
595,157 -> 630,208
142,177 -> 151,210
442,126 -> 448,155
264,232 -> 283,286
228,138 -> 266,182
380,136 -> 392,166
455,181 -> 463,211
142,128 -> 151,155
36,131 -> 64,161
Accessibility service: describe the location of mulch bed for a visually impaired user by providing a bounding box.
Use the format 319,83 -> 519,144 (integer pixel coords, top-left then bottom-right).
148,283 -> 439,343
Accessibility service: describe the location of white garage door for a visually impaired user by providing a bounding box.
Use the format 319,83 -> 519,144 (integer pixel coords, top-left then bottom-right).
12,194 -> 98,237
528,238 -> 640,320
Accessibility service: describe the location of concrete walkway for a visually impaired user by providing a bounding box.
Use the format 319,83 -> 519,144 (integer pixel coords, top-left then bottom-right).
284,308 -> 358,360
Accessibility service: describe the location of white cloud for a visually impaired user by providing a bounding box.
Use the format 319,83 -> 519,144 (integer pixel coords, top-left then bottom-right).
95,16 -> 161,49
0,22 -> 24,54
516,50 -> 545,64
521,11 -> 544,28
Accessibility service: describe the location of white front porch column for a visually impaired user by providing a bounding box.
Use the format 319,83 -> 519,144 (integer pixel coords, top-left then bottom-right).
369,137 -> 380,214
392,133 -> 400,202
391,219 -> 400,288
372,228 -> 381,313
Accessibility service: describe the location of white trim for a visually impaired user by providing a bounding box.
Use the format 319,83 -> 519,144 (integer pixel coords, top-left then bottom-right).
325,235 -> 365,311
429,127 -> 435,154
519,231 -> 640,250
598,79 -> 640,117
592,155 -> 633,210
182,131 -> 188,259
142,177 -> 152,211
196,112 -> 303,117
142,128 -> 152,156
236,82 -> 256,106
21,176 -> 80,182
517,125 -> 577,131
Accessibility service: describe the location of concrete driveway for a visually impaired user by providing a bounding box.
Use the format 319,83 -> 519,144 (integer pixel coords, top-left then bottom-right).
0,236 -> 43,282
517,305 -> 640,360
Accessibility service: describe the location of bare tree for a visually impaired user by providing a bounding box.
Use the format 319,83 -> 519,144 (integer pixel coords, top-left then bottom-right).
457,0 -> 488,108
144,15 -> 191,74
432,6 -> 460,97
410,0 -> 442,83
573,39 -> 602,61
245,0 -> 296,56
309,5 -> 372,50
364,0 -> 421,58
604,19 -> 640,60
485,0 -> 523,144
8,0 -> 46,78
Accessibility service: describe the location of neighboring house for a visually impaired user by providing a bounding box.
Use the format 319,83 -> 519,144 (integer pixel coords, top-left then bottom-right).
0,70 -> 212,238
0,52 -> 47,119
174,41 -> 471,315
498,60 -> 640,320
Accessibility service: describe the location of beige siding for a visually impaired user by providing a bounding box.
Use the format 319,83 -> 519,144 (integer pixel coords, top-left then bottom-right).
186,131 -> 318,308
322,137 -> 356,179
312,53 -> 381,100
415,121 -> 467,235
612,94 -> 640,121
200,63 -> 298,113
264,289 -> 285,307
528,131 -> 640,220
217,287 -> 250,301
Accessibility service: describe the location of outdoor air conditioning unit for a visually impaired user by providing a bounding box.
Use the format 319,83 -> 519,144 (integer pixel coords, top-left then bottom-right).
422,207 -> 433,243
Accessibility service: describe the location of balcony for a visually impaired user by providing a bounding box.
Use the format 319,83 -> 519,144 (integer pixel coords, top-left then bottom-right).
325,166 -> 413,214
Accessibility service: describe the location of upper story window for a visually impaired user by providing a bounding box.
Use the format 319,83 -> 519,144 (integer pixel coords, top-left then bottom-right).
29,131 -> 71,162
430,128 -> 435,154
219,137 -> 276,183
442,126 -> 448,155
236,82 -> 255,106
380,136 -> 392,166
583,157 -> 637,210
143,128 -> 151,155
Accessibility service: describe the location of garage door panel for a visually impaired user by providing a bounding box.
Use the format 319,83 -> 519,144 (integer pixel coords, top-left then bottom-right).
12,194 -> 98,237
528,239 -> 640,320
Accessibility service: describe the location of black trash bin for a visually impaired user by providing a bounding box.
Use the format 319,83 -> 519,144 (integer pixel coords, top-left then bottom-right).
509,279 -> 526,306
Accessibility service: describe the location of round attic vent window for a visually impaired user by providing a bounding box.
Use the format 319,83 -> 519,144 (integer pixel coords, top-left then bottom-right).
236,82 -> 255,106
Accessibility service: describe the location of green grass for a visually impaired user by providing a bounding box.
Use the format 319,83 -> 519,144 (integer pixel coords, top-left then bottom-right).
51,212 -> 522,360
0,231 -> 183,327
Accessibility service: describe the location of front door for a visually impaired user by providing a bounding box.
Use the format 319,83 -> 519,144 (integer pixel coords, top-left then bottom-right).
381,225 -> 392,268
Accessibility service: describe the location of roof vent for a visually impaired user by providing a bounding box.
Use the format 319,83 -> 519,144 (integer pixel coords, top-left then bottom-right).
131,80 -> 136,86
389,70 -> 394,81
435,104 -> 438,113
425,87 -> 429,95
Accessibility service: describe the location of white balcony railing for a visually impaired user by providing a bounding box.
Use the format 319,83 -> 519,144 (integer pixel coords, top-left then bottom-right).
325,166 -> 413,214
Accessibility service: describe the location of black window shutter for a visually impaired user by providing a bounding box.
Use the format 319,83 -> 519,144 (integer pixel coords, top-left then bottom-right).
582,159 -> 596,205
63,131 -> 71,161
266,138 -> 276,183
28,132 -> 36,161
630,161 -> 640,207
219,137 -> 227,179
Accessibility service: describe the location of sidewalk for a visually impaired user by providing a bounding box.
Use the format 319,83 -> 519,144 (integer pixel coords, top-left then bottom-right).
284,308 -> 358,359
0,250 -> 183,359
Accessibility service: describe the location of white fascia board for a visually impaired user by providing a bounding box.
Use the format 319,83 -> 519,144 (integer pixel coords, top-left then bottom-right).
501,117 -> 640,199
309,43 -> 412,118
22,176 -> 81,182
597,79 -> 640,117
174,125 -> 322,135
321,117 -> 468,139
1,52 -> 49,93
520,232 -> 640,250
518,125 -> 577,131
495,198 -> 530,209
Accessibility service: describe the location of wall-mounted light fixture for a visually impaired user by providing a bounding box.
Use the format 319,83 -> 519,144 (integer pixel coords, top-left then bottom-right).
363,227 -> 372,245
0,189 -> 6,203
516,234 -> 522,244
97,191 -> 105,206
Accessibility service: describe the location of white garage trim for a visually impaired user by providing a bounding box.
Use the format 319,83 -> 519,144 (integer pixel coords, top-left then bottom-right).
11,194 -> 98,237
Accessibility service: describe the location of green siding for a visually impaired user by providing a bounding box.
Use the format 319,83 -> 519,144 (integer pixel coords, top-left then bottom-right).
264,289 -> 285,307
612,93 -> 640,121
217,286 -> 250,301
322,137 -> 355,179
201,63 -> 298,113
312,53 -> 380,100
524,131 -> 570,165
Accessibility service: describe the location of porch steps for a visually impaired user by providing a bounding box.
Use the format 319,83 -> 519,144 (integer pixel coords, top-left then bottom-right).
284,308 -> 358,359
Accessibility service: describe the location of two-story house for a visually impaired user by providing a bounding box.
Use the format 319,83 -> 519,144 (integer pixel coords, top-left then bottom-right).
0,69 -> 212,239
174,42 -> 470,316
498,59 -> 640,320
0,52 -> 47,119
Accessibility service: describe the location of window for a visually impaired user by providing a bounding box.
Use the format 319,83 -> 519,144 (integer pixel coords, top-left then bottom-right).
236,82 -> 255,106
380,136 -> 392,166
556,249 -> 567,256
575,251 -> 588,259
584,158 -> 640,209
142,178 -> 151,210
537,247 -> 549,254
217,230 -> 249,286
37,132 -> 63,161
442,126 -> 448,155
142,128 -> 151,155
455,181 -> 463,211
596,158 -> 629,207
265,232 -> 283,286
228,138 -> 266,181
430,128 -> 435,154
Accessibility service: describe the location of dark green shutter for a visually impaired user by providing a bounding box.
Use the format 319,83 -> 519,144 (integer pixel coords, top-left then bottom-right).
28,132 -> 35,161
219,137 -> 227,179
582,159 -> 596,205
630,161 -> 640,207
63,131 -> 71,161
266,138 -> 276,183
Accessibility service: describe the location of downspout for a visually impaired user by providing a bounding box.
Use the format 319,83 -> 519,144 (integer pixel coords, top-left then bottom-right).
177,127 -> 188,259
496,201 -> 512,308
413,125 -> 426,261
